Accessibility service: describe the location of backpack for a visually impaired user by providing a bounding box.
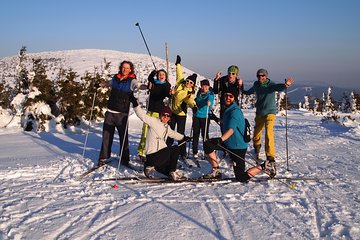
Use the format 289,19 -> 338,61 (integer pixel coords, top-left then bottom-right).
238,118 -> 252,143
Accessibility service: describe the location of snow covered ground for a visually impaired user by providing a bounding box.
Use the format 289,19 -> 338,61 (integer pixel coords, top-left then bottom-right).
1,109 -> 360,240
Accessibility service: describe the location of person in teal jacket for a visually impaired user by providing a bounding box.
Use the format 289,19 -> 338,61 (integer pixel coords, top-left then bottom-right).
192,79 -> 215,159
240,68 -> 293,177
202,88 -> 261,181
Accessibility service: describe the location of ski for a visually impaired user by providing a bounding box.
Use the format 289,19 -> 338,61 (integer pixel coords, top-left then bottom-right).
92,176 -> 328,184
121,162 -> 143,173
79,158 -> 115,180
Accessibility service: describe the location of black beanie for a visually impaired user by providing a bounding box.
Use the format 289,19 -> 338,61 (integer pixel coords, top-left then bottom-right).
223,88 -> 238,99
186,73 -> 197,84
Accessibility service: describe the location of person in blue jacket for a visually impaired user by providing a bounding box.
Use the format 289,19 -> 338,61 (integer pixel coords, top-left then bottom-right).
97,60 -> 141,167
202,88 -> 250,181
192,79 -> 215,159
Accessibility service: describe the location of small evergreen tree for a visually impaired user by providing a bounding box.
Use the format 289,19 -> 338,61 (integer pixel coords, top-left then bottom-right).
15,46 -> 30,95
340,92 -> 351,113
324,86 -> 336,112
0,79 -> 12,109
57,68 -> 83,128
351,91 -> 360,113
304,95 -> 310,111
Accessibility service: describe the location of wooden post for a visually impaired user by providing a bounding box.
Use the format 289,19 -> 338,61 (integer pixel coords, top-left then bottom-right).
165,42 -> 169,78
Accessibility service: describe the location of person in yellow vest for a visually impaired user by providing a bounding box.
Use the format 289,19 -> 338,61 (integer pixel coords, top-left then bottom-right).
167,55 -> 197,160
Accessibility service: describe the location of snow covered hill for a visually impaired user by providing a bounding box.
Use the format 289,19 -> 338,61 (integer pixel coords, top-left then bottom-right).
0,49 -> 203,86
0,109 -> 360,239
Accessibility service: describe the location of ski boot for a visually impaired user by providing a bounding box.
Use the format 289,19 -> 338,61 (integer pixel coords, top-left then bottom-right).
203,167 -> 222,179
262,158 -> 277,179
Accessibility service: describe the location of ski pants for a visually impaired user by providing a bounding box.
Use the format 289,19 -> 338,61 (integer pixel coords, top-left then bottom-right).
137,111 -> 159,157
99,111 -> 129,164
145,145 -> 180,176
192,117 -> 210,155
253,114 -> 276,160
166,114 -> 187,158
204,139 -> 249,182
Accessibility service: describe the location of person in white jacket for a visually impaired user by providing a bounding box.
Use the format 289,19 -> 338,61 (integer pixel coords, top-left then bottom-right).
130,95 -> 191,180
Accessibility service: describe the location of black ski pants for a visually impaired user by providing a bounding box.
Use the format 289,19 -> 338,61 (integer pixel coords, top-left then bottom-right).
145,145 -> 180,176
166,114 -> 187,158
204,139 -> 249,182
192,117 -> 210,155
99,111 -> 129,164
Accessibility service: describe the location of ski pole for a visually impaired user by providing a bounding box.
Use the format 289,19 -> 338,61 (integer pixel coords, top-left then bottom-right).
187,124 -> 193,157
204,105 -> 210,141
135,22 -> 156,69
82,90 -> 97,159
216,144 -> 297,189
285,86 -> 289,171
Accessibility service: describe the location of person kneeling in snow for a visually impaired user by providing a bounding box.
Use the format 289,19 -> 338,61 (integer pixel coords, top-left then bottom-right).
202,88 -> 273,181
129,94 -> 191,181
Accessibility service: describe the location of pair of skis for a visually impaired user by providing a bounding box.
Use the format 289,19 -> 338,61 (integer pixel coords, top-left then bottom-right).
92,176 -> 326,185
79,158 -> 142,180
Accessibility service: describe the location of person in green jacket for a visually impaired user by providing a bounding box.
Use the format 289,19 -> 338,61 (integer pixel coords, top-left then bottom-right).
240,68 -> 293,177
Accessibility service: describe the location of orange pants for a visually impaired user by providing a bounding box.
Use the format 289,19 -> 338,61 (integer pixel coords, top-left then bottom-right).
253,114 -> 276,160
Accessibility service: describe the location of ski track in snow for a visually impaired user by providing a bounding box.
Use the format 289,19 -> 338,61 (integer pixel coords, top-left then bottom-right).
1,110 -> 360,239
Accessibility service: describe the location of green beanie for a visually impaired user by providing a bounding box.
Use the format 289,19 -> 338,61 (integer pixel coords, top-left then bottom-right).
228,65 -> 239,75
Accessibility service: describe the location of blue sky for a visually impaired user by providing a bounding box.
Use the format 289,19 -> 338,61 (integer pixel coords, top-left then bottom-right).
1,0 -> 359,89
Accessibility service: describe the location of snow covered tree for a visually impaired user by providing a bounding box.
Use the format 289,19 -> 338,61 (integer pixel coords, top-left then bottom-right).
15,46 -> 30,95
22,58 -> 56,131
313,98 -> 322,113
303,95 -> 310,111
324,87 -> 336,112
350,91 -> 360,113
0,79 -> 12,109
277,91 -> 289,112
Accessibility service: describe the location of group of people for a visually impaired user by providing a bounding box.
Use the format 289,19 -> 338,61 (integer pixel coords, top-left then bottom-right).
96,56 -> 293,182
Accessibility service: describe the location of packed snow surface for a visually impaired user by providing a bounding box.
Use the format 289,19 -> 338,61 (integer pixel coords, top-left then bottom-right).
1,109 -> 359,239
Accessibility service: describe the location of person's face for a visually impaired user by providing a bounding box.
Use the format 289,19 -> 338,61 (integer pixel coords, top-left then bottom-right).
158,71 -> 167,81
121,63 -> 132,76
228,72 -> 237,82
160,113 -> 171,123
224,93 -> 235,106
257,73 -> 267,83
186,79 -> 194,88
201,84 -> 209,93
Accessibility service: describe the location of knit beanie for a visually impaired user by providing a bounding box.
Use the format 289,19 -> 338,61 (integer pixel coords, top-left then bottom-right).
223,88 -> 238,99
256,68 -> 268,77
160,106 -> 172,116
186,73 -> 197,84
228,65 -> 239,75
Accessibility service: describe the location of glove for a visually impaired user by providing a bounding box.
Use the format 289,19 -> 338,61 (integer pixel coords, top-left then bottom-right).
183,135 -> 192,142
128,92 -> 138,108
175,55 -> 181,65
211,137 -> 223,145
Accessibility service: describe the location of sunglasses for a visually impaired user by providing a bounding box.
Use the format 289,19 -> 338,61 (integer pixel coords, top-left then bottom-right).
186,80 -> 194,85
229,72 -> 236,75
162,113 -> 171,118
224,93 -> 235,99
257,74 -> 266,77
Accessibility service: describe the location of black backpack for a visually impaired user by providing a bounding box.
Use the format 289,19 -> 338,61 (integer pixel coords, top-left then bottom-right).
238,118 -> 252,143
